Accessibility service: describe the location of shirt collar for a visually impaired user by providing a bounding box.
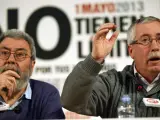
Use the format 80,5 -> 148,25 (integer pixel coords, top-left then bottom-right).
24,82 -> 32,99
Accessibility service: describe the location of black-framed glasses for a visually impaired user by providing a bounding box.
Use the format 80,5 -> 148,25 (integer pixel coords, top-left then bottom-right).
130,35 -> 160,46
0,49 -> 31,61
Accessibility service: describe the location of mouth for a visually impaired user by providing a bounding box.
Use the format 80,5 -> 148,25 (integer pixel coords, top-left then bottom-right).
148,57 -> 160,62
148,51 -> 160,62
149,57 -> 160,61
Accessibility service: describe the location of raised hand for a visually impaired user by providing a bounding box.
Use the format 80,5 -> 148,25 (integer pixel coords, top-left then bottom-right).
0,70 -> 20,97
91,23 -> 119,63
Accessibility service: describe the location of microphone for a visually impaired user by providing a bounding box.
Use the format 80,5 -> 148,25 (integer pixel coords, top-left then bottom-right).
14,106 -> 22,114
136,84 -> 143,91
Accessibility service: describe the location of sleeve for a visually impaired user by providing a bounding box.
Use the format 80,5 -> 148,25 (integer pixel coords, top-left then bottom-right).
61,54 -> 112,116
40,86 -> 65,119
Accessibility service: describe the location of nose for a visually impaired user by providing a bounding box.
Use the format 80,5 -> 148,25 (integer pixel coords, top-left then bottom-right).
150,39 -> 159,52
7,53 -> 16,61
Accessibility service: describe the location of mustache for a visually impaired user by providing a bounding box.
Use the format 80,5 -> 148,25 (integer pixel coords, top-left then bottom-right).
148,51 -> 160,60
0,64 -> 21,75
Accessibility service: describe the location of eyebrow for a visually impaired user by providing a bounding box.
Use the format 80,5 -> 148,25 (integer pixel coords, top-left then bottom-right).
0,46 -> 27,51
14,48 -> 28,51
140,34 -> 150,37
0,46 -> 10,50
140,33 -> 160,37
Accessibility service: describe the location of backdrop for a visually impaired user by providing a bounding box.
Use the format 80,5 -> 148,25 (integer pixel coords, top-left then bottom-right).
1,0 -> 160,118
0,0 -> 160,95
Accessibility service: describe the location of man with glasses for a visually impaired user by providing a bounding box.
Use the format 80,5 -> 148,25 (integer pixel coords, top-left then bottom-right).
61,16 -> 160,117
0,29 -> 65,119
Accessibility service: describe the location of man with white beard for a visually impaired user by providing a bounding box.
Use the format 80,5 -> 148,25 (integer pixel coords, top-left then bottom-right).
0,29 -> 65,119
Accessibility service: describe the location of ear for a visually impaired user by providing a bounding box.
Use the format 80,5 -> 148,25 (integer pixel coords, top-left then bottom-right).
31,60 -> 35,69
128,45 -> 134,59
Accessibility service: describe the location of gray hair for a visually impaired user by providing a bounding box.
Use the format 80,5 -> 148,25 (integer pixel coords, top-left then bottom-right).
0,29 -> 36,60
127,16 -> 160,45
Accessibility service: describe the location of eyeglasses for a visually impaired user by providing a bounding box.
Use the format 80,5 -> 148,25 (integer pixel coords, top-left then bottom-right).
0,49 -> 31,61
130,35 -> 160,46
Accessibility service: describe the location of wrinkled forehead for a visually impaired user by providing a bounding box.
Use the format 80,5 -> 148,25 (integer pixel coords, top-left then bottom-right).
135,21 -> 160,38
0,37 -> 31,52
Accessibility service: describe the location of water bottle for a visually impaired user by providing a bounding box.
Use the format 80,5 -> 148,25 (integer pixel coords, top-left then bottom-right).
117,95 -> 135,118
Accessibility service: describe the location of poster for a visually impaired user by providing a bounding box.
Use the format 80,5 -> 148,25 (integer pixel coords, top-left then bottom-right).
0,0 -> 160,118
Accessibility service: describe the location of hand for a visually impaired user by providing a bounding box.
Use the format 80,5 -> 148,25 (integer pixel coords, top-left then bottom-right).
0,70 -> 20,97
91,23 -> 119,63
